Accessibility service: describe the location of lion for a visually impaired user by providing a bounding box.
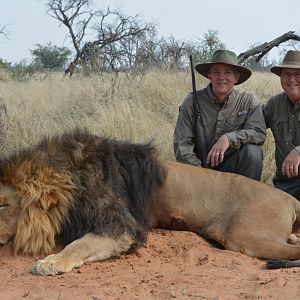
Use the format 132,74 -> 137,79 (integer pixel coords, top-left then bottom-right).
0,129 -> 299,275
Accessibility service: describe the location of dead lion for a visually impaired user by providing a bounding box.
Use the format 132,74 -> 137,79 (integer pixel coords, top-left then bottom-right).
0,129 -> 299,275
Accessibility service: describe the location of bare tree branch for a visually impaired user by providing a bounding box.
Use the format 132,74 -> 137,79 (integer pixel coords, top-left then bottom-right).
65,10 -> 153,75
47,0 -> 94,53
238,31 -> 300,64
47,0 -> 154,75
0,24 -> 10,40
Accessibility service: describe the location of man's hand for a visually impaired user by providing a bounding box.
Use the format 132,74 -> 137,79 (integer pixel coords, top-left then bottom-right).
282,149 -> 300,178
207,135 -> 230,167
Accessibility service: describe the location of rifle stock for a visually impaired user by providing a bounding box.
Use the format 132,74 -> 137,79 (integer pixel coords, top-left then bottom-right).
189,55 -> 208,168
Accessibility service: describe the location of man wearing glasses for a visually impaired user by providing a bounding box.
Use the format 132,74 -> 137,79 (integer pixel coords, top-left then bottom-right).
263,50 -> 300,200
173,49 -> 266,180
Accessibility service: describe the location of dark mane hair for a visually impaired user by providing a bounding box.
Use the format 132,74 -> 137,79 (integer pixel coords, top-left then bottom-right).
41,129 -> 166,248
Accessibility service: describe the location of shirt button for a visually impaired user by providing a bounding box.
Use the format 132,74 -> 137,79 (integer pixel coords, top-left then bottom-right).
286,142 -> 289,145
289,129 -> 293,132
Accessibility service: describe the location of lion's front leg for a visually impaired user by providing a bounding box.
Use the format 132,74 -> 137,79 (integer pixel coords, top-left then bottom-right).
31,232 -> 135,276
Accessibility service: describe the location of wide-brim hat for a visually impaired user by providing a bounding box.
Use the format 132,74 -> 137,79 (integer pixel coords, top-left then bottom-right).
271,50 -> 300,76
195,49 -> 252,85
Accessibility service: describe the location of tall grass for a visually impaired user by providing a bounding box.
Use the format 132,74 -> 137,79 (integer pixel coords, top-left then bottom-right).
0,70 -> 282,183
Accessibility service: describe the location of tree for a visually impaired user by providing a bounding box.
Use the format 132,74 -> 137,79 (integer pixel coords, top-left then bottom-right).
238,31 -> 300,64
31,42 -> 71,70
0,24 -> 9,40
191,29 -> 226,64
160,36 -> 189,69
0,58 -> 12,70
47,0 -> 155,75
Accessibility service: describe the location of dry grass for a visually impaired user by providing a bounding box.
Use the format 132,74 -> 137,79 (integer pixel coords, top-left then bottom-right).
0,69 -> 282,183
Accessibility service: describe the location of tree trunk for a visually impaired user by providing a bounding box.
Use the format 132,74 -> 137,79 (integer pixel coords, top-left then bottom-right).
238,31 -> 300,64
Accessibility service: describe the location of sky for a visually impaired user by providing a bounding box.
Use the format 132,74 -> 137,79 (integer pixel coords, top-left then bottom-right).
1,0 -> 300,64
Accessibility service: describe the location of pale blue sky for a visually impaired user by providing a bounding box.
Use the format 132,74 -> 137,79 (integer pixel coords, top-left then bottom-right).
1,0 -> 300,63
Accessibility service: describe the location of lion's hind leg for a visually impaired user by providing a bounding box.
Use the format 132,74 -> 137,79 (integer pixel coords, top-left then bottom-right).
225,232 -> 300,260
31,232 -> 135,276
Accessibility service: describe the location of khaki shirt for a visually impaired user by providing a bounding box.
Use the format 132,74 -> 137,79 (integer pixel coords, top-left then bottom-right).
263,92 -> 300,179
173,84 -> 266,166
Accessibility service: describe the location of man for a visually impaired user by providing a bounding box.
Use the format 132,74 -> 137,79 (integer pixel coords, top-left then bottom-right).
263,50 -> 300,200
173,49 -> 266,180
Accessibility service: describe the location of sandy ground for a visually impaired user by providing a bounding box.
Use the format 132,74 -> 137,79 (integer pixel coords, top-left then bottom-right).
0,229 -> 299,300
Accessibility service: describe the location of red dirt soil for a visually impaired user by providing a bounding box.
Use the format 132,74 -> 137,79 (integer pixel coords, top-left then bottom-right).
0,229 -> 299,300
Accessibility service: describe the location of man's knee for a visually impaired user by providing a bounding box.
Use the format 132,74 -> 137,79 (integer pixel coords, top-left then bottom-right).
273,176 -> 300,201
234,144 -> 263,181
239,144 -> 263,164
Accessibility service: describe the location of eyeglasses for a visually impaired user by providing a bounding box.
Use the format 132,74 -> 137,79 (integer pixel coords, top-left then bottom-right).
281,72 -> 300,80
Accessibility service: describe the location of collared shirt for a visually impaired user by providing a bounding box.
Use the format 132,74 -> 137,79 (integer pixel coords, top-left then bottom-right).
173,84 -> 267,166
263,92 -> 300,179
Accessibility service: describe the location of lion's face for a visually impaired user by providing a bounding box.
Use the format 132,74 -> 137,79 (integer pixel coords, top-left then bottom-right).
0,185 -> 20,245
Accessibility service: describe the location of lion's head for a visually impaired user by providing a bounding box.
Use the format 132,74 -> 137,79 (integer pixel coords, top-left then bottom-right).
0,165 -> 76,256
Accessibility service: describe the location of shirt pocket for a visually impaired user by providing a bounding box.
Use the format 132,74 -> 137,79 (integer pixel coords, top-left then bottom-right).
272,116 -> 289,143
224,115 -> 247,132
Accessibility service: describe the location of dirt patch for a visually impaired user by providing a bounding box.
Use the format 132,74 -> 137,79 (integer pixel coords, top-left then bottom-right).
0,230 -> 299,300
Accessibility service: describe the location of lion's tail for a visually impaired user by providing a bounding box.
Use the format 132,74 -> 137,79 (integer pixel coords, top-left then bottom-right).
267,259 -> 300,269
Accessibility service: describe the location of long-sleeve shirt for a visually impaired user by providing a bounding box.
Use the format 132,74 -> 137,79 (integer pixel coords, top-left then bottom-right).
173,84 -> 267,166
263,92 -> 300,179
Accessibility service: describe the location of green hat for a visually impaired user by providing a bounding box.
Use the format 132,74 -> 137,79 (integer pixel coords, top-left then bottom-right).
271,50 -> 300,76
195,49 -> 252,85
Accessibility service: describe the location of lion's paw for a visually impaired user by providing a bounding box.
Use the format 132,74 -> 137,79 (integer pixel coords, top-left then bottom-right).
288,233 -> 300,245
31,254 -> 82,276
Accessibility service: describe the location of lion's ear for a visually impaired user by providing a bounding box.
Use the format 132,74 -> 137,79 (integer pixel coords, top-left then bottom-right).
13,168 -> 75,256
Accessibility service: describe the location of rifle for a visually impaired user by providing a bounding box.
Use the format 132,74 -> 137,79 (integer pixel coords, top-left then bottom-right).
189,55 -> 208,168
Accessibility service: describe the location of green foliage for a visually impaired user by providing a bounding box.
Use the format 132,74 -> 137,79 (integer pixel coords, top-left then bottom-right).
31,42 -> 72,70
10,61 -> 36,81
0,58 -> 12,70
0,59 -> 36,82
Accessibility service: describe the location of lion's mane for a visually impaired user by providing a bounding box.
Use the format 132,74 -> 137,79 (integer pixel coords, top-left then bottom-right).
1,129 -> 166,256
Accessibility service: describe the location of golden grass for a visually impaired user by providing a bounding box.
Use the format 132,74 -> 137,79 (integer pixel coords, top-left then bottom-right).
0,69 -> 282,183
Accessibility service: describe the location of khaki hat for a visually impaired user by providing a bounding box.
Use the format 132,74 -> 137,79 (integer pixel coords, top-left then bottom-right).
195,49 -> 252,85
271,50 -> 300,76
